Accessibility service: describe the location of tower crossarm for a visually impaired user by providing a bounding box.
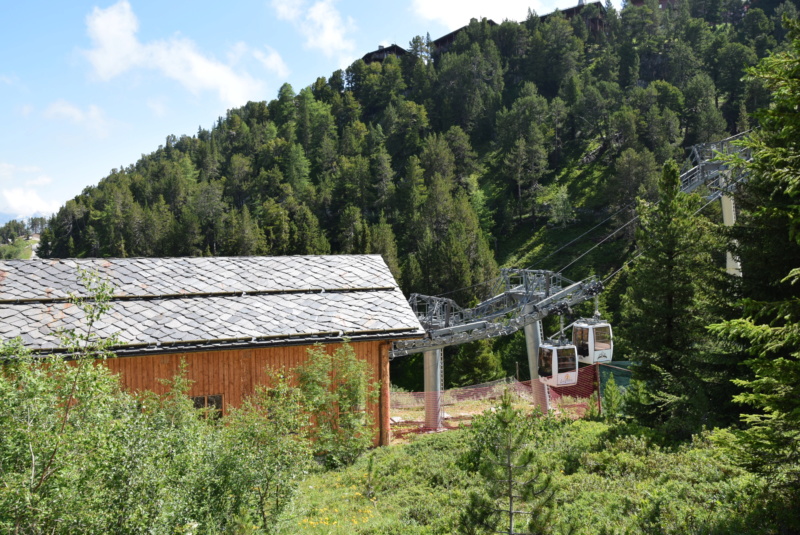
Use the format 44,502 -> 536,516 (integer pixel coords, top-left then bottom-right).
391,271 -> 603,357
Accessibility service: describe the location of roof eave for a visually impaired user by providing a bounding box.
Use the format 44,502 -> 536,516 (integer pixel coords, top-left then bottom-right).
24,328 -> 426,359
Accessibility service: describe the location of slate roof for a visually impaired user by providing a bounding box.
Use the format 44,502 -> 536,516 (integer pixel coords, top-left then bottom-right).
0,255 -> 424,355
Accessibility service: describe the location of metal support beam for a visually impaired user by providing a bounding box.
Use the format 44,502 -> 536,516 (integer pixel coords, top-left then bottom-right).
391,275 -> 603,358
523,310 -> 548,413
423,349 -> 442,429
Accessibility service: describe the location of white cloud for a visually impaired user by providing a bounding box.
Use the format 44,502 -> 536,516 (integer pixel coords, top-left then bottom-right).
271,0 -> 356,60
43,100 -> 85,123
84,1 -> 143,80
0,163 -> 54,187
227,41 -> 250,65
0,188 -> 61,219
0,163 -> 41,181
84,1 -> 264,106
410,0 -> 539,29
271,0 -> 303,21
25,176 -> 53,187
0,164 -> 60,217
1,74 -> 27,92
43,99 -> 110,138
253,46 -> 290,78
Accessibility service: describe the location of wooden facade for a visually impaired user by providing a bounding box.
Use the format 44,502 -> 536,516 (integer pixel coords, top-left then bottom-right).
104,340 -> 393,445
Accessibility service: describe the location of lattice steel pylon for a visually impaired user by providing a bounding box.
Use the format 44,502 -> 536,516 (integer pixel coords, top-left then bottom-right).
680,131 -> 751,196
393,270 -> 603,426
392,270 -> 603,358
681,131 -> 752,275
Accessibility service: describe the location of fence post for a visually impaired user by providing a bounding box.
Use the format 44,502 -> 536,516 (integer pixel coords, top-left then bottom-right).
596,364 -> 602,414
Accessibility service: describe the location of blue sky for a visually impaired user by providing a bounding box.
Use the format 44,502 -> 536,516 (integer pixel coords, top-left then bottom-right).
0,0 -> 598,220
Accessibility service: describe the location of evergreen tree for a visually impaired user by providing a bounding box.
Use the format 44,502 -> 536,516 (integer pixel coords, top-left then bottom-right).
37,228 -> 54,258
460,390 -> 553,535
368,215 -> 402,282
710,20 -> 800,507
621,160 -> 724,437
448,339 -> 504,387
611,148 -> 659,238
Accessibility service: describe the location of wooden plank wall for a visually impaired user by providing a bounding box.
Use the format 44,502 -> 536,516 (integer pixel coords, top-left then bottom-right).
103,340 -> 392,445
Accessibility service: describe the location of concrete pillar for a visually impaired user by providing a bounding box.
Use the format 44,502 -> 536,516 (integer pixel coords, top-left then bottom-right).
423,348 -> 442,429
721,194 -> 741,276
523,305 -> 549,413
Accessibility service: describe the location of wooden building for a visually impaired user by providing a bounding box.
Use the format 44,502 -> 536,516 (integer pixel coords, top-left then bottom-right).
0,255 -> 424,445
362,44 -> 407,64
539,2 -> 606,33
432,19 -> 497,54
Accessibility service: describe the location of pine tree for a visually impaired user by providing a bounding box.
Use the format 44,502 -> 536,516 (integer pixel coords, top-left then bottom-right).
36,228 -> 54,259
368,215 -> 401,281
621,160 -> 724,437
460,390 -> 552,535
709,20 -> 800,505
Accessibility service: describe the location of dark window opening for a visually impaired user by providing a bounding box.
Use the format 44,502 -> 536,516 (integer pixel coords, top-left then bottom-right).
557,347 -> 577,374
538,348 -> 553,376
574,327 -> 589,356
191,394 -> 223,419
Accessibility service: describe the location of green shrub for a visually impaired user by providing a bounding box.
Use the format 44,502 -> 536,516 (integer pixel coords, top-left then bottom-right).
298,342 -> 379,468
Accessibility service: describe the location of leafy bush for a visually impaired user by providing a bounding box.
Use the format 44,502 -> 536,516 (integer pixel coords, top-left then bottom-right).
298,342 -> 379,468
0,272 -> 313,534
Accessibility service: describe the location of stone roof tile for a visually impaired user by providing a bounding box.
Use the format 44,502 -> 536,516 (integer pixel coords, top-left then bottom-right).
0,287 -> 423,352
0,255 -> 398,301
0,256 -> 423,353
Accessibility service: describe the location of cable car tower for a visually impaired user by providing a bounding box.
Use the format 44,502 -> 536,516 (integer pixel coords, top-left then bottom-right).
392,131 -> 753,429
391,269 -> 604,427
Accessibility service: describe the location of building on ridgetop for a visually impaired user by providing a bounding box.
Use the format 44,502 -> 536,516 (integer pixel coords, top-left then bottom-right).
362,44 -> 408,64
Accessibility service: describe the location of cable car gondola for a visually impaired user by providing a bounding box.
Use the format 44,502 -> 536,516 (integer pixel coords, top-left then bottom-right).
537,316 -> 578,387
572,301 -> 613,365
572,317 -> 613,365
537,341 -> 579,387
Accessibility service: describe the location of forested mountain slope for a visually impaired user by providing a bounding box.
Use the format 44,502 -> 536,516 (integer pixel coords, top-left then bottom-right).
38,0 -> 797,386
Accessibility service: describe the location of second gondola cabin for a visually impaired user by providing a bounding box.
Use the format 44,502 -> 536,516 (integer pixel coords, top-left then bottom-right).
538,341 -> 579,387
572,318 -> 613,365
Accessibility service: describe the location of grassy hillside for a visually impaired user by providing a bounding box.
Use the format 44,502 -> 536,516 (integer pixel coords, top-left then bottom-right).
285,416 -> 774,534
0,237 -> 37,260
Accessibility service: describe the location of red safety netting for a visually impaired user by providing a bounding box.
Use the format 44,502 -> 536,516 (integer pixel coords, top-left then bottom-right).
546,364 -> 600,419
390,378 -> 543,439
391,377 -> 534,409
390,366 -> 603,439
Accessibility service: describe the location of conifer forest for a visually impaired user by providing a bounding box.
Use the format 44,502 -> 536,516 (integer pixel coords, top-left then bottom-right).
4,0 -> 800,532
